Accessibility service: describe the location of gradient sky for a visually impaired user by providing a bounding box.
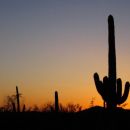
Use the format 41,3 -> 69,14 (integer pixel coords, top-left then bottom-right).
0,0 -> 130,109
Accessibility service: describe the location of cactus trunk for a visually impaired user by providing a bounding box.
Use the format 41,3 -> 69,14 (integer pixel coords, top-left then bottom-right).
108,15 -> 117,108
108,15 -> 116,82
16,86 -> 20,112
55,91 -> 59,112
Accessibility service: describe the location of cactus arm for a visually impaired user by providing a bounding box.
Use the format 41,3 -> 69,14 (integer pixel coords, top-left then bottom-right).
102,76 -> 108,102
117,78 -> 122,101
103,76 -> 109,98
118,82 -> 130,104
94,73 -> 104,97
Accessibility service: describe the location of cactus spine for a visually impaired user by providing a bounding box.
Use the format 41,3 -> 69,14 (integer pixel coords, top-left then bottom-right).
16,86 -> 20,112
94,15 -> 130,109
55,91 -> 59,112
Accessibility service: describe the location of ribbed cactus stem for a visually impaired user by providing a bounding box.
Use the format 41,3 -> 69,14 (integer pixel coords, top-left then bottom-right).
16,86 -> 20,112
108,15 -> 116,90
108,15 -> 117,108
55,91 -> 59,112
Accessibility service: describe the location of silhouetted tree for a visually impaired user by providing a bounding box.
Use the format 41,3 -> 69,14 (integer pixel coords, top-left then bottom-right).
2,95 -> 16,112
93,15 -> 130,109
65,103 -> 82,112
1,86 -> 25,112
41,102 -> 82,113
32,104 -> 40,112
89,97 -> 95,108
41,102 -> 54,112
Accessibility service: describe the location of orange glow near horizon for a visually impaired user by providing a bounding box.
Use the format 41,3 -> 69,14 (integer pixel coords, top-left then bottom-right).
0,39 -> 130,109
1,68 -> 130,110
0,40 -> 130,109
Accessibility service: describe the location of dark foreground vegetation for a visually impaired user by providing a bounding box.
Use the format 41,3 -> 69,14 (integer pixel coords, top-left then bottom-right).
0,107 -> 130,130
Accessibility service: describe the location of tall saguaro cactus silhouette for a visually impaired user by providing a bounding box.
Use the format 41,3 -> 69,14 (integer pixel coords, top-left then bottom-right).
55,91 -> 59,112
94,15 -> 130,109
16,86 -> 20,112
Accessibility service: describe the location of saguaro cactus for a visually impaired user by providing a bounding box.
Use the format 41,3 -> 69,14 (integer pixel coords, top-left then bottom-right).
94,15 -> 130,109
55,91 -> 59,112
16,86 -> 20,112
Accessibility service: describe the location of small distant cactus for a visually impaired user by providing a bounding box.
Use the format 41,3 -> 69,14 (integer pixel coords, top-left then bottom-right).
55,91 -> 59,112
16,86 -> 20,112
93,15 -> 130,109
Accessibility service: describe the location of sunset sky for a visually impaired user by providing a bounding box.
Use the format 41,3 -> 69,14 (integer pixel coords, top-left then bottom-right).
0,0 -> 130,109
